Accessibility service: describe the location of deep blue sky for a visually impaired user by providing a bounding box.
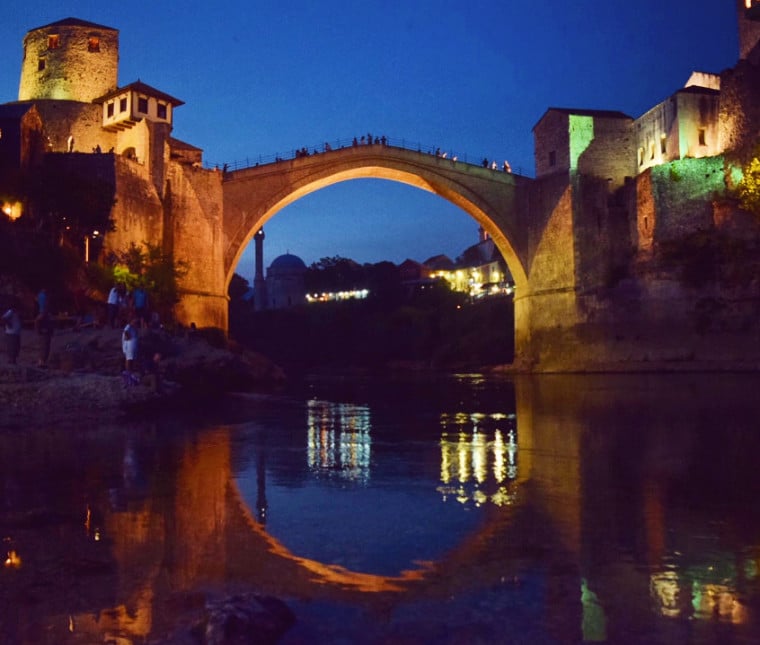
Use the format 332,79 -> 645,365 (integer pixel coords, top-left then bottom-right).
0,1 -> 739,281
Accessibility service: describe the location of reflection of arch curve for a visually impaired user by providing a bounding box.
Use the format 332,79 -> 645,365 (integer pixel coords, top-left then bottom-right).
222,147 -> 532,297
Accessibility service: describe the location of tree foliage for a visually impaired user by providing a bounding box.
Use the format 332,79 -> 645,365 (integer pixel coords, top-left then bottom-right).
736,154 -> 760,218
113,242 -> 188,318
26,157 -> 115,248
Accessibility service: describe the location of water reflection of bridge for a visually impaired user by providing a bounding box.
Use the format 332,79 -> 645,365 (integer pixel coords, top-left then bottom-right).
60,375 -> 759,642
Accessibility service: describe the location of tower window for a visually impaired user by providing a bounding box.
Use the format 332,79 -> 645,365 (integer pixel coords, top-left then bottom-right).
38,58 -> 46,72
698,128 -> 706,146
137,96 -> 148,114
660,133 -> 667,154
48,35 -> 60,50
549,150 -> 556,167
88,37 -> 100,52
157,102 -> 167,119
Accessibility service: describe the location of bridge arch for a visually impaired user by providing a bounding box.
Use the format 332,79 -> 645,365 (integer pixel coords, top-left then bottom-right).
222,146 -> 531,296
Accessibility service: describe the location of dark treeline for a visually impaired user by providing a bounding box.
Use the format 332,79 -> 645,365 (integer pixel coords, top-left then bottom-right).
229,262 -> 514,372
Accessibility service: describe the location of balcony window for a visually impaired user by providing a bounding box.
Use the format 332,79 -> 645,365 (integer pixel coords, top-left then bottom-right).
137,96 -> 148,114
106,102 -> 114,118
157,102 -> 167,119
119,97 -> 127,112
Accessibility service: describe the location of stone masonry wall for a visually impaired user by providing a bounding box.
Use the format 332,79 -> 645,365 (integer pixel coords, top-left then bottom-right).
165,163 -> 227,329
533,111 -> 570,179
105,155 -> 165,257
719,60 -> 760,158
34,100 -> 116,154
576,117 -> 636,188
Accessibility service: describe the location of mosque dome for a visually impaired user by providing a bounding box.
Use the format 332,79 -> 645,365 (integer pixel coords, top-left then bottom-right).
268,253 -> 307,274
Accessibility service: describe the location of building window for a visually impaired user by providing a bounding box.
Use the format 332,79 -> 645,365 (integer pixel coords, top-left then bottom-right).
106,102 -> 114,118
119,97 -> 127,112
660,134 -> 667,154
157,102 -> 167,119
698,128 -> 706,146
549,150 -> 556,167
88,37 -> 100,52
137,96 -> 148,114
638,147 -> 644,166
38,58 -> 46,72
48,35 -> 60,50
649,142 -> 655,160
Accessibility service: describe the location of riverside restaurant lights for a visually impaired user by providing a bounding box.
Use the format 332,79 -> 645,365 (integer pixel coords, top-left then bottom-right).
306,289 -> 369,303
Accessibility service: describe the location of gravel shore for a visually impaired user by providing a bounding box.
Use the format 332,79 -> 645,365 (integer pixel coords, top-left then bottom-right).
0,324 -> 285,429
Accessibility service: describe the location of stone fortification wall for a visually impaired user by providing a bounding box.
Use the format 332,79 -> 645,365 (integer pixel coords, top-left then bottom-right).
19,21 -> 118,103
522,152 -> 760,372
572,174 -> 635,292
719,60 -> 760,158
165,163 -> 227,329
32,100 -> 115,153
104,155 -> 164,257
637,157 -> 726,246
575,117 -> 636,188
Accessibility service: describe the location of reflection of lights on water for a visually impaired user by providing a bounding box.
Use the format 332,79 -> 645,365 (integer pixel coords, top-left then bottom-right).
581,578 -> 607,642
307,400 -> 371,482
4,550 -> 21,568
438,412 -> 517,507
650,571 -> 681,617
692,583 -> 747,623
650,570 -> 748,624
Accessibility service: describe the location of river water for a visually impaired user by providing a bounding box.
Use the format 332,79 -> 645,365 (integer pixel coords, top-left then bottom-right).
2,372 -> 760,644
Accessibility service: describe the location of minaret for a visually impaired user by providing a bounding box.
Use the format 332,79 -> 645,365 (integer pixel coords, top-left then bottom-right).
253,228 -> 267,311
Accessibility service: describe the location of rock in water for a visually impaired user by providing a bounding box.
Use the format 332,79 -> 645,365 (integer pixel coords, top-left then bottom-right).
202,593 -> 295,644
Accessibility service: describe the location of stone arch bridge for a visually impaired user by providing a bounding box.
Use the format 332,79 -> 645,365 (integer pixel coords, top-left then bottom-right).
201,143 -> 590,370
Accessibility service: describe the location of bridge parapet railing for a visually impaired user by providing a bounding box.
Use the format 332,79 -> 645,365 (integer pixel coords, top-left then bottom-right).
204,136 -> 524,176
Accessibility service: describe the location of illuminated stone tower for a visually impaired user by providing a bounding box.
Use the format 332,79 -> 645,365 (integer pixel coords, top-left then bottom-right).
737,0 -> 760,60
18,18 -> 118,102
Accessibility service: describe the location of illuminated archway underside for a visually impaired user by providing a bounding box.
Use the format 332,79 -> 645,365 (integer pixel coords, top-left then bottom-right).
222,147 -> 531,297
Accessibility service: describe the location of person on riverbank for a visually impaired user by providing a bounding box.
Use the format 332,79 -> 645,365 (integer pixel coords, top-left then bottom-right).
35,310 -> 54,367
2,304 -> 22,365
108,285 -> 120,328
122,318 -> 139,372
132,285 -> 148,328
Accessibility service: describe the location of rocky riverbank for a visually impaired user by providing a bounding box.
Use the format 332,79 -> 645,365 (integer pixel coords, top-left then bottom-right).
0,324 -> 286,429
